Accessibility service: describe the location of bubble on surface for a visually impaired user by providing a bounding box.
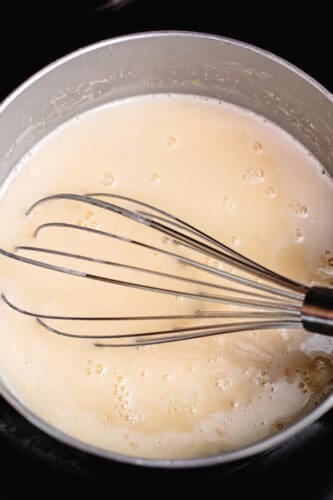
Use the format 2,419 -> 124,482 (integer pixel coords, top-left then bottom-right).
215,378 -> 231,391
150,173 -> 161,185
253,141 -> 263,152
296,205 -> 308,217
266,187 -> 276,198
316,251 -> 333,279
275,421 -> 284,431
84,210 -> 94,219
289,202 -> 308,218
242,167 -> 265,184
230,235 -> 241,247
166,135 -> 177,146
295,229 -> 304,242
100,171 -> 115,188
205,257 -> 223,269
279,329 -> 289,341
221,196 -> 236,210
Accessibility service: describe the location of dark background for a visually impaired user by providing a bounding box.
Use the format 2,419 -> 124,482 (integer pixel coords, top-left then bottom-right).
0,1 -> 332,498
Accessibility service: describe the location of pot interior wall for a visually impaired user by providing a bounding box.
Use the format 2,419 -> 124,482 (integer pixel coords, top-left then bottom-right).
0,33 -> 332,190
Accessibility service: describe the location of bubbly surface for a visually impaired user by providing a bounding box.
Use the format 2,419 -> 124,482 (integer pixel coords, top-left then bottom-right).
0,95 -> 332,459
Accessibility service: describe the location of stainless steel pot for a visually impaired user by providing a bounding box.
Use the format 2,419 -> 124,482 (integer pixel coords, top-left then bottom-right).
0,31 -> 332,469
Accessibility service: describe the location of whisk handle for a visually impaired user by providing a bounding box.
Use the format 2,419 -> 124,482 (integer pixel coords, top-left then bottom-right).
301,287 -> 333,336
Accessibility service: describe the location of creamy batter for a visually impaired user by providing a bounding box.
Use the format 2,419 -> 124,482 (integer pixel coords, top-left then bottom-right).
0,94 -> 332,459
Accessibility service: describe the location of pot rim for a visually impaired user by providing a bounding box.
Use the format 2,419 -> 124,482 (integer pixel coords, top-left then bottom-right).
1,30 -> 332,113
0,30 -> 332,469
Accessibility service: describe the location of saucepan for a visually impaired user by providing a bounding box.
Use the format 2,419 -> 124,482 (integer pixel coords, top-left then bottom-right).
0,31 -> 332,468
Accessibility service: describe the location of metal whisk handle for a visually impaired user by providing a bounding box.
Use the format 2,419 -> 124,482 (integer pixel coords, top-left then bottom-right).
302,287 -> 333,336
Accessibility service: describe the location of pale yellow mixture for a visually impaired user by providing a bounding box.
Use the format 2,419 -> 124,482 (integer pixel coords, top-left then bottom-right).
0,95 -> 333,459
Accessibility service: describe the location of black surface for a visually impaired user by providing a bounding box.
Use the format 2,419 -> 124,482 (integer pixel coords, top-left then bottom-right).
0,1 -> 332,498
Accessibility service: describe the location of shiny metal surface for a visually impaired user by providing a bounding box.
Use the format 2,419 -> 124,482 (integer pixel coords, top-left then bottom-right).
1,192 -> 305,346
0,31 -> 332,468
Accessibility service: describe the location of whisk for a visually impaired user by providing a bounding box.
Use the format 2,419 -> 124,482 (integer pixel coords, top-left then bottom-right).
1,193 -> 333,347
